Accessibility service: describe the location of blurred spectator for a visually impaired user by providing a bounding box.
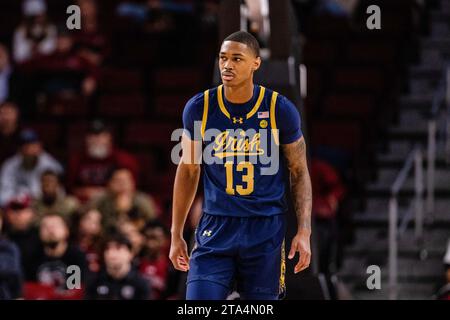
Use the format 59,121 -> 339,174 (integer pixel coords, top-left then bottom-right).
2,195 -> 40,281
244,0 -> 270,48
139,220 -> 169,300
72,207 -> 103,274
316,0 -> 359,17
0,102 -> 21,165
117,220 -> 145,259
0,209 -> 24,299
68,120 -> 139,203
0,128 -> 63,206
85,233 -> 150,300
0,45 -> 17,105
29,214 -> 87,292
74,0 -> 109,67
0,44 -> 11,104
117,0 -> 195,32
20,26 -> 99,97
13,0 -> 57,64
311,158 -> 346,275
33,170 -> 79,220
172,195 -> 203,300
93,167 -> 158,232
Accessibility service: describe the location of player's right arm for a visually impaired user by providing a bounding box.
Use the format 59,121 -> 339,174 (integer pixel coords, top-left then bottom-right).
169,93 -> 204,272
169,133 -> 202,272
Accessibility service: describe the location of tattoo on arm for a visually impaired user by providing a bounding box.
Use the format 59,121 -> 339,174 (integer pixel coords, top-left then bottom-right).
281,137 -> 312,232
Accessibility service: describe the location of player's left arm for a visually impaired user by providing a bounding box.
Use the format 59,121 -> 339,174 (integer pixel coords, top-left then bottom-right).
281,136 -> 312,273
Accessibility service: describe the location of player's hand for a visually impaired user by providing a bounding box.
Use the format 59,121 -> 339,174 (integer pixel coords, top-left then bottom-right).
288,229 -> 311,274
169,235 -> 190,272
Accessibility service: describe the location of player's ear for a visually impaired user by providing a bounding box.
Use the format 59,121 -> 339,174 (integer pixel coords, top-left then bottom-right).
253,56 -> 261,72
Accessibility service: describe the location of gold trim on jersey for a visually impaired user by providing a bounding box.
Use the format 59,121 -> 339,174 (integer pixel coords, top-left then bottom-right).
217,84 -> 266,120
279,238 -> 286,298
201,90 -> 209,139
270,91 -> 279,145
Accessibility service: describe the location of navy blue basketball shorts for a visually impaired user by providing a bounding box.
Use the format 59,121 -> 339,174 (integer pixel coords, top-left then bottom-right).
186,213 -> 286,300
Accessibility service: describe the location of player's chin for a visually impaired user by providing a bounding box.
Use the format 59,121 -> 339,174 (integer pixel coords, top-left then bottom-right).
221,75 -> 237,85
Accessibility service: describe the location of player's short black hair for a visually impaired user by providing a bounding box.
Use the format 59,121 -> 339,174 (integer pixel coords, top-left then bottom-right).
223,31 -> 260,57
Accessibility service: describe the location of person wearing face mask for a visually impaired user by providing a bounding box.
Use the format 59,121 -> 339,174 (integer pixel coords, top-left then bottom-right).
13,0 -> 57,64
33,170 -> 79,220
0,128 -> 63,207
67,120 -> 139,203
29,213 -> 87,294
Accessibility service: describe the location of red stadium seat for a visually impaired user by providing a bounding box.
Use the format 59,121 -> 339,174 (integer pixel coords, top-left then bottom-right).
99,93 -> 146,117
135,151 -> 159,189
153,68 -> 204,92
23,282 -> 55,300
333,67 -> 385,94
124,121 -> 180,148
305,67 -> 323,100
305,16 -> 351,39
23,282 -> 84,300
323,93 -> 376,119
154,94 -> 191,118
345,42 -> 397,65
23,122 -> 62,148
147,171 -> 176,196
303,41 -> 336,66
44,94 -> 89,116
99,68 -> 143,93
311,120 -> 363,153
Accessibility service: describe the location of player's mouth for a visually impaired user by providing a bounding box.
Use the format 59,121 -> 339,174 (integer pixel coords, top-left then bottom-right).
222,72 -> 235,81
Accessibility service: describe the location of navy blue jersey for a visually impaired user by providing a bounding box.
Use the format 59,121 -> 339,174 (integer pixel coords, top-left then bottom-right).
183,84 -> 302,217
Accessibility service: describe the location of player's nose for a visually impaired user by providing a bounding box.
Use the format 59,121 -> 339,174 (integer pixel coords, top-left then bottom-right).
223,60 -> 234,70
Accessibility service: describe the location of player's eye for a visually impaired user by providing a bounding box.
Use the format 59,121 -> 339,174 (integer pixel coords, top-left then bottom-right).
220,56 -> 227,61
234,58 -> 241,62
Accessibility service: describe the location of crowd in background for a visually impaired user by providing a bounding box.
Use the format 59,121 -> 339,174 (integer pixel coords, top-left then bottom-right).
0,0 -> 216,300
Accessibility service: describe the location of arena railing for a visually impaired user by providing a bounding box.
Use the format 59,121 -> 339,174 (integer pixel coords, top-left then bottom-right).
389,63 -> 449,300
388,145 -> 424,300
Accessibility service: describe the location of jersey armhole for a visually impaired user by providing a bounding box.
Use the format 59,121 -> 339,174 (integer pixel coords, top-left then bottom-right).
201,90 -> 209,140
270,91 -> 280,146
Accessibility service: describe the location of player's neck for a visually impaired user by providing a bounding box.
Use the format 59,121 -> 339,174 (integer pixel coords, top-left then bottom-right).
223,82 -> 254,104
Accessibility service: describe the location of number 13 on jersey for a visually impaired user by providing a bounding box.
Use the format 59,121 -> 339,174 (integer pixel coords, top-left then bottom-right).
225,161 -> 254,195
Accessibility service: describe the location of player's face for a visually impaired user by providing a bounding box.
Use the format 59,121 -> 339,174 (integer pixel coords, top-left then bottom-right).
219,41 -> 261,87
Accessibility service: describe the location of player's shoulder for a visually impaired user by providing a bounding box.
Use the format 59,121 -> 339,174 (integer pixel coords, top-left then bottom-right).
185,86 -> 219,108
260,86 -> 296,110
276,93 -> 296,110
185,91 -> 204,109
